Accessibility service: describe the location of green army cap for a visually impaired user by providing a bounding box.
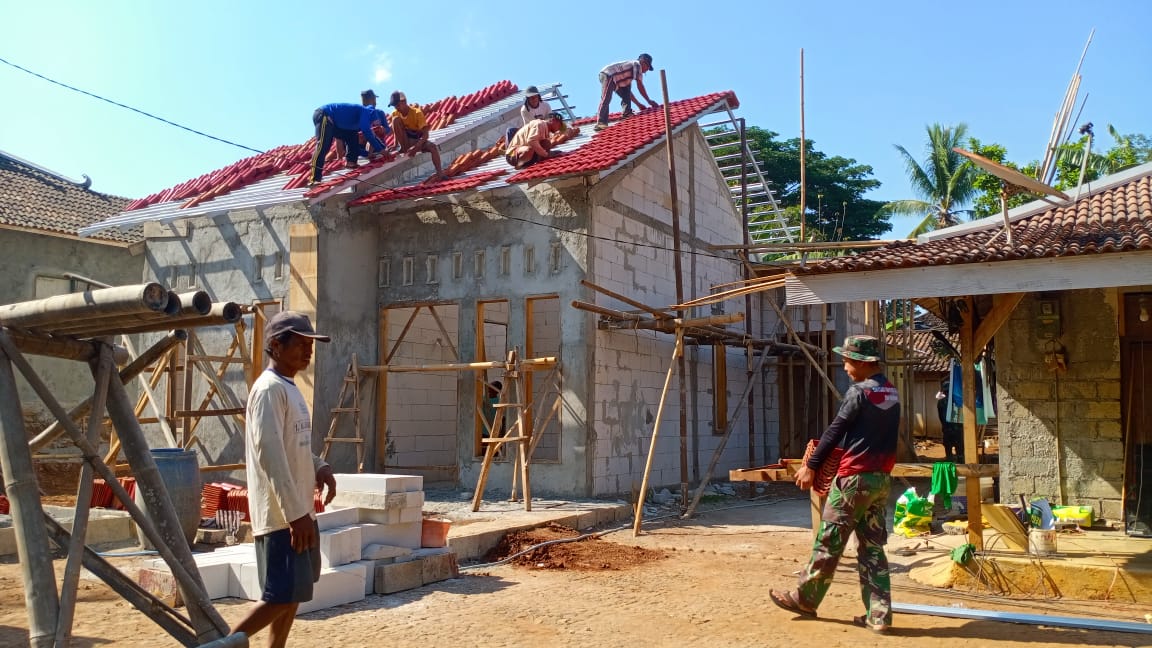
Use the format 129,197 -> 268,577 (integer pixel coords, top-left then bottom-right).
833,335 -> 882,362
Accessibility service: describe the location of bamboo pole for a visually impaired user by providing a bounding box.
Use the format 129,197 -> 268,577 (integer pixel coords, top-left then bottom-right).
0,329 -> 229,636
42,515 -> 198,646
60,303 -> 241,338
659,69 -> 690,506
0,343 -> 59,648
0,283 -> 168,329
766,297 -> 841,402
581,280 -> 673,319
40,290 -> 211,336
55,342 -> 114,646
365,357 -> 558,373
5,329 -> 129,364
683,349 -> 768,518
28,331 -> 185,452
798,48 -> 807,241
633,328 -> 684,536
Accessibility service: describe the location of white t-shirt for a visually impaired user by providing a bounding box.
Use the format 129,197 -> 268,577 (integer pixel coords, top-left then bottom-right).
245,369 -> 319,536
520,101 -> 551,126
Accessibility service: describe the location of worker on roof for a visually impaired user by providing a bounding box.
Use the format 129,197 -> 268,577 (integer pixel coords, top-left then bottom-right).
309,103 -> 390,185
505,112 -> 566,170
520,86 -> 551,125
387,91 -> 445,182
594,53 -> 659,131
360,89 -> 378,106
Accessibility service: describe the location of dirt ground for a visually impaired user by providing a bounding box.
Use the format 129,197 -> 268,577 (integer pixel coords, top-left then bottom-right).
2,481 -> 1149,648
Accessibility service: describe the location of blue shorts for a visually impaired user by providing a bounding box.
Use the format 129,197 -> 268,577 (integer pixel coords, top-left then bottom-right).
255,519 -> 321,604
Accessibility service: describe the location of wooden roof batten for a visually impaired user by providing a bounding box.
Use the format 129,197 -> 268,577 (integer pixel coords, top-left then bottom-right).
0,283 -> 253,646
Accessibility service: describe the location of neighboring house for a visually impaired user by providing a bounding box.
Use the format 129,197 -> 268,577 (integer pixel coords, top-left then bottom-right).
0,150 -> 144,426
786,162 -> 1152,532
83,81 -> 815,497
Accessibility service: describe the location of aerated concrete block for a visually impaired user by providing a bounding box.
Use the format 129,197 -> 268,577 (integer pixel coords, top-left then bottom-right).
297,563 -> 367,615
235,561 -> 262,600
334,473 -> 422,494
398,506 -> 422,524
362,543 -> 413,561
354,517 -> 421,548
316,507 -> 359,531
320,526 -> 362,568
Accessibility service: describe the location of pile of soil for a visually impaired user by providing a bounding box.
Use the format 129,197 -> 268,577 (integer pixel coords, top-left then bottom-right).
485,522 -> 666,571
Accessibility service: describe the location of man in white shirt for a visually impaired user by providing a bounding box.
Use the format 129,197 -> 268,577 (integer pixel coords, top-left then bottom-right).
232,311 -> 337,647
594,53 -> 659,131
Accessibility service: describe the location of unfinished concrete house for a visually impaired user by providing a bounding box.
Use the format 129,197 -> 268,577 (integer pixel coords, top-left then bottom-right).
786,162 -> 1152,534
0,151 -> 144,423
83,80 -> 868,499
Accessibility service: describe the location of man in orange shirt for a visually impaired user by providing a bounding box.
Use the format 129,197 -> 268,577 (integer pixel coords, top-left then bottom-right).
387,91 -> 444,181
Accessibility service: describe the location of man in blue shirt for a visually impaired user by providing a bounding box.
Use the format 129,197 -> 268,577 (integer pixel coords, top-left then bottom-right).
309,103 -> 391,185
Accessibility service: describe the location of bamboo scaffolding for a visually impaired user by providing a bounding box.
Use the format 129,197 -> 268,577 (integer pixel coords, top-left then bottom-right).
0,331 -> 229,643
44,289 -> 211,335
29,330 -> 187,452
55,343 -> 113,646
61,302 -> 241,338
6,329 -> 130,364
0,341 -> 59,648
632,328 -> 685,536
0,283 -> 169,329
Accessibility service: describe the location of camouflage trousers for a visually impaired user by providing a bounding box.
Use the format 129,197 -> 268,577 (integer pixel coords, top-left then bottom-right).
795,471 -> 892,626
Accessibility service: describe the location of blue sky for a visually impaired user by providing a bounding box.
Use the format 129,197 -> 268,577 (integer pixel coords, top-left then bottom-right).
2,0 -> 1150,237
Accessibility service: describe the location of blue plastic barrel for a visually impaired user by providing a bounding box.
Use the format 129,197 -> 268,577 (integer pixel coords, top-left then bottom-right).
135,448 -> 201,548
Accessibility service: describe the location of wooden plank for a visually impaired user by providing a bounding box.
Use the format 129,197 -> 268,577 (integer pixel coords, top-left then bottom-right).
974,292 -> 1025,353
961,295 -> 984,548
982,504 -> 1029,552
730,462 -> 1000,482
173,407 -> 245,418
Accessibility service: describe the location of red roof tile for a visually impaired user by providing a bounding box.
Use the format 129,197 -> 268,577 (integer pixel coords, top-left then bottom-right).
124,81 -> 520,212
509,92 -> 737,183
795,168 -> 1152,275
347,92 -> 738,208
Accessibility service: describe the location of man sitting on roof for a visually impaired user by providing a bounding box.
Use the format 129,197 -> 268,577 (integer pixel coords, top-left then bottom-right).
505,112 -> 565,170
594,53 -> 659,131
309,103 -> 390,185
387,91 -> 445,181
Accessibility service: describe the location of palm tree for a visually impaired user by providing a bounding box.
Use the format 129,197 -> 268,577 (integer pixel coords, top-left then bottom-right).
880,123 -> 977,236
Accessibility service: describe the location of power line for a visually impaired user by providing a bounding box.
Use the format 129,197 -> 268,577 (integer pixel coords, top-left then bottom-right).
0,55 -> 263,155
1,55 -> 751,262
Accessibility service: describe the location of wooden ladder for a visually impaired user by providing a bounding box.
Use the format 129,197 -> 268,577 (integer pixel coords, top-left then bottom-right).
322,354 -> 366,472
471,348 -> 533,512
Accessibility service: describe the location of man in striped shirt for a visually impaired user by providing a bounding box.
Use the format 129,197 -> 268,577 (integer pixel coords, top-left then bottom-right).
594,53 -> 659,131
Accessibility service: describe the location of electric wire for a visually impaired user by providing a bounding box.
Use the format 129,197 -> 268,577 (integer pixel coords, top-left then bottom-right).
0,54 -> 769,267
0,55 -> 264,155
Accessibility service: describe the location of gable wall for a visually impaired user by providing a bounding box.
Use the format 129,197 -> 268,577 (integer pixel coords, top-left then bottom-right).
588,125 -> 763,495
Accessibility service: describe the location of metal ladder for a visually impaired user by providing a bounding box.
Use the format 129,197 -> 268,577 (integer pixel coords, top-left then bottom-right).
538,83 -> 578,122
699,107 -> 798,247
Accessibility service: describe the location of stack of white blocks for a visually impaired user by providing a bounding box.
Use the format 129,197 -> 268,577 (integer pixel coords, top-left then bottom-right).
140,473 -> 455,616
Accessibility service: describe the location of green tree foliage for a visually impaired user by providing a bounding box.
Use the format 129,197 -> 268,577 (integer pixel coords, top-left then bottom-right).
710,127 -> 887,241
967,125 -> 1150,218
878,123 -> 977,236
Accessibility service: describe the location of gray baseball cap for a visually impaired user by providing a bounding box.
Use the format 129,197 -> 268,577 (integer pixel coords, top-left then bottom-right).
264,311 -> 331,346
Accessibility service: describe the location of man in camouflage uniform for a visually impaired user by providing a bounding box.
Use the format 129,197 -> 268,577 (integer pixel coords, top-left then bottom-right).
769,335 -> 901,633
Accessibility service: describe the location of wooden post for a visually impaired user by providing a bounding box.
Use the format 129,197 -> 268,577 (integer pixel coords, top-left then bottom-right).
0,335 -> 59,648
798,48 -> 807,241
633,328 -> 685,536
376,308 -> 389,472
55,342 -> 114,645
659,69 -> 690,505
960,295 -> 983,548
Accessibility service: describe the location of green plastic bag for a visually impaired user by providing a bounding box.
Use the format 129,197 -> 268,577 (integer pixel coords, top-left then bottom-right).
893,487 -> 932,538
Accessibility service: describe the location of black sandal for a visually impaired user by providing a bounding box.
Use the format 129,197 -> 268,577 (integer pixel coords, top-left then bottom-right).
768,589 -> 817,618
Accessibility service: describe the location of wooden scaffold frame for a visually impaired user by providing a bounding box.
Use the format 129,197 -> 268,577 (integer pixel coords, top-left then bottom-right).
0,283 -> 255,647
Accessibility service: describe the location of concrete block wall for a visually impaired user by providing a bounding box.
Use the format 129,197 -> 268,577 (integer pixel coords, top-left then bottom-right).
996,289 -> 1124,521
588,127 -> 754,494
382,305 -> 459,469
528,295 -> 563,461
